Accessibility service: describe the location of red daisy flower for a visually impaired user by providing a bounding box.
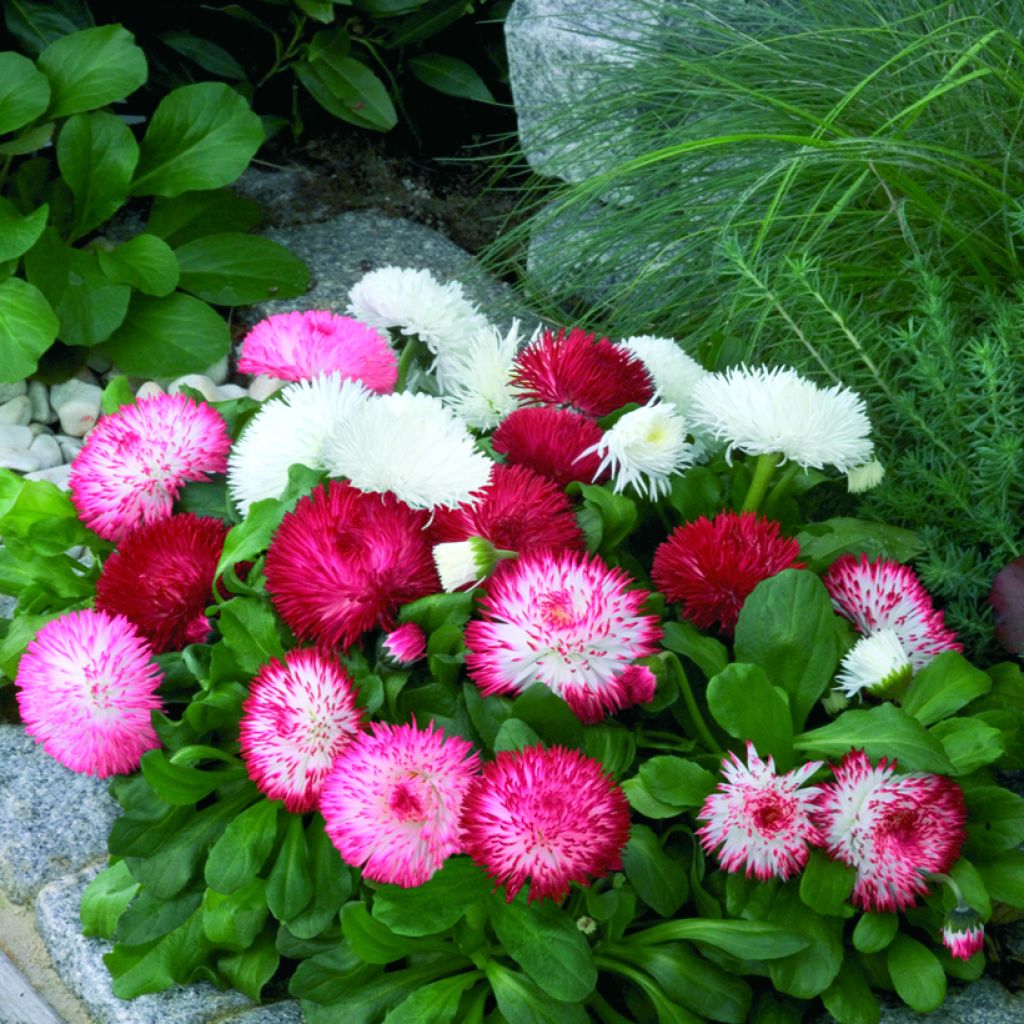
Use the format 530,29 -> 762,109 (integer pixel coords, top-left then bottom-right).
652,512 -> 804,635
428,463 -> 585,554
492,407 -> 608,489
512,327 -> 653,417
95,514 -> 228,652
265,481 -> 438,649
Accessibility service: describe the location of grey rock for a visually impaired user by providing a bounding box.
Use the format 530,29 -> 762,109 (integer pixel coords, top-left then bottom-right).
0,445 -> 41,473
55,434 -> 84,462
233,164 -> 334,230
28,433 -> 63,470
0,594 -> 15,619
25,463 -> 73,490
28,422 -> 54,436
0,725 -> 120,904
0,381 -> 27,403
36,865 -> 251,1024
27,381 -> 56,424
51,380 -> 102,438
0,425 -> 34,450
821,979 -> 1024,1024
0,396 -> 33,426
224,1002 -> 305,1024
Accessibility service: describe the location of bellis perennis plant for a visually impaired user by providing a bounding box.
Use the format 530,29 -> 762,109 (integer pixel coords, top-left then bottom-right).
1,265 -> 1020,1024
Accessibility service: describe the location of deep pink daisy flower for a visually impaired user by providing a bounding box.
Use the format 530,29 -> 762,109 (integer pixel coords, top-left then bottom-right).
239,648 -> 362,812
69,394 -> 230,542
464,551 -> 662,723
492,407 -> 608,489
460,744 -> 631,903
697,742 -> 823,881
428,463 -> 585,555
652,512 -> 804,635
238,310 -> 397,392
824,555 -> 963,670
512,327 -> 654,418
320,721 -> 480,887
942,907 -> 985,960
265,481 -> 439,650
380,623 -> 427,666
95,514 -> 227,653
815,749 -> 967,912
15,609 -> 163,777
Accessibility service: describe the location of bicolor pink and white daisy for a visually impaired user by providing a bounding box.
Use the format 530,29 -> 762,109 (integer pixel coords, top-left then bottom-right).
70,393 -> 230,541
697,742 -> 823,881
15,609 -> 163,777
239,649 -> 362,812
320,721 -> 480,887
380,623 -> 427,666
815,749 -> 967,912
824,555 -> 963,670
238,309 -> 397,391
942,906 -> 985,960
464,551 -> 663,722
460,744 -> 631,902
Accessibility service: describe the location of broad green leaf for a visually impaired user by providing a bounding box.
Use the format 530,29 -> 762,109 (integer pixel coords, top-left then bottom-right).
963,786 -> 1024,858
266,814 -> 314,922
929,716 -> 1004,774
301,963 -> 458,1022
767,884 -> 844,999
0,274 -> 59,380
289,945 -> 377,1005
80,860 -> 139,939
852,913 -> 898,954
102,292 -> 230,377
621,825 -> 688,917
218,929 -> 279,1001
902,652 -> 991,726
630,918 -> 810,960
140,748 -> 243,806
821,956 -> 880,1024
5,0 -> 89,56
131,82 -> 263,198
408,54 -> 496,103
399,590 -> 474,632
798,850 -> 855,917
0,121 -> 54,157
566,481 -> 637,554
100,374 -> 134,415
661,619 -> 729,679
147,189 -> 261,247
637,756 -> 716,808
284,815 -> 352,939
160,31 -> 247,80
117,886 -> 202,946
794,703 -> 955,774
205,798 -> 280,893
203,878 -> 268,949
795,518 -> 922,571
38,25 -> 147,118
389,0 -> 468,47
707,663 -> 794,766
295,0 -> 337,21
296,55 -> 397,132
97,234 -> 178,297
0,469 -> 94,557
950,858 -> 991,919
175,232 -> 309,304
105,909 -> 208,999
383,972 -> 480,1024
0,199 -> 48,263
355,0 -> 428,15
0,51 -> 50,132
886,934 -> 945,1013
215,597 -> 286,675
489,896 -> 597,1002
494,717 -> 542,752
57,112 -> 139,239
486,964 -> 588,1024
511,684 -> 582,748
976,849 -> 1024,907
582,722 -> 636,778
341,902 -> 421,964
622,775 -> 686,819
372,856 -> 490,936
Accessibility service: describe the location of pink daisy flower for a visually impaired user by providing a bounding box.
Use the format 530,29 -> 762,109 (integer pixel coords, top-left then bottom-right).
697,742 -> 823,881
652,512 -> 804,635
824,555 -> 962,670
95,514 -> 227,653
15,609 -> 163,777
428,463 -> 585,556
815,749 -> 967,912
460,744 -> 631,903
380,623 -> 427,666
942,906 -> 985,960
320,721 -> 480,887
69,394 -> 230,542
238,309 -> 398,391
264,481 -> 438,650
464,551 -> 663,723
239,649 -> 362,813
512,327 -> 653,418
491,407 -> 609,488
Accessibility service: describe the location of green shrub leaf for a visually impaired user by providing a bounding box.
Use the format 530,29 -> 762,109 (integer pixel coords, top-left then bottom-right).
631,917 -> 810,960
203,878 -> 269,950
851,913 -> 898,955
296,54 -> 397,132
976,849 -> 1024,908
147,189 -> 262,246
383,972 -> 480,1024
96,234 -> 178,297
0,51 -> 50,132
821,956 -> 880,1024
80,860 -> 139,940
767,885 -> 844,998
217,929 -> 279,1001
408,54 -> 496,103
486,963 -> 589,1024
637,756 -> 716,808
0,273 -> 57,380
963,786 -> 1024,858
341,902 -> 422,964
266,814 -> 315,923
105,909 -> 208,999
204,798 -> 281,893
707,663 -> 794,765
621,824 -> 688,917
887,934 -> 946,1012
902,652 -> 991,726
929,716 -> 1005,774
175,232 -> 309,304
798,850 -> 855,917
372,856 -> 490,936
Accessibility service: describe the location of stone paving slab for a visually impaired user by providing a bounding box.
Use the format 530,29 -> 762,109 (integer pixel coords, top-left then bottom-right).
223,1002 -> 305,1024
0,726 -> 120,906
34,865 -> 251,1024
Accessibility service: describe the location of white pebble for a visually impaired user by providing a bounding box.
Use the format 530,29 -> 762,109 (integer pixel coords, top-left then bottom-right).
0,381 -> 27,403
0,396 -> 33,425
29,433 -> 63,469
55,434 -> 84,462
51,380 -> 103,437
25,463 -> 73,490
204,356 -> 230,385
217,384 -> 248,400
28,422 -> 53,436
0,424 -> 33,449
135,381 -> 164,400
0,444 -> 41,472
169,374 -> 222,403
248,374 -> 284,402
27,380 -> 55,423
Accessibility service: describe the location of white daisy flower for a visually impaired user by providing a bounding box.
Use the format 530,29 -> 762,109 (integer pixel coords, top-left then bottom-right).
847,459 -> 886,493
833,628 -> 913,700
228,374 -> 370,516
690,365 -> 873,471
322,391 -> 493,510
620,335 -> 707,410
439,320 -> 524,430
580,403 -> 693,499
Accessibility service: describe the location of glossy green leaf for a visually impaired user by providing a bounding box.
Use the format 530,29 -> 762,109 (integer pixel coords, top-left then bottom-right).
621,825 -> 688,917
117,887 -> 203,946
798,849 -> 855,917
80,860 -> 139,940
408,54 -> 496,103
852,913 -> 898,954
296,54 -> 397,132
218,928 -> 279,1001
372,856 -> 490,936
389,0 -> 468,47
266,814 -> 315,922
486,963 -> 588,1024
976,849 -> 1024,907
203,878 -> 269,949
637,756 -> 716,808
494,717 -> 543,752
582,722 -> 636,778
567,481 -> 637,555
0,51 -> 50,132
283,815 -> 352,939
100,374 -> 134,416
0,273 -> 57,381
0,199 -> 48,263
140,748 -> 243,806
661,619 -> 729,679
821,956 -> 880,1024
886,934 -> 945,1012
204,799 -> 280,893
902,652 -> 991,726
175,232 -> 309,304
147,189 -> 262,247
795,518 -> 922,571
0,469 -> 94,557
767,884 -> 844,998
383,972 -> 480,1024
929,716 -> 1004,774
215,597 -> 286,675
105,909 -> 207,999
96,234 -> 178,297
707,663 -> 794,765
632,918 -> 810,960
511,684 -> 583,748
341,902 -> 421,964
160,31 -> 247,80
963,786 -> 1024,858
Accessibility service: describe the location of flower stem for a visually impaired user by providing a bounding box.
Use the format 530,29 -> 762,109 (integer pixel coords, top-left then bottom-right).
395,335 -> 426,392
763,461 -> 801,515
665,652 -> 721,755
740,452 -> 780,513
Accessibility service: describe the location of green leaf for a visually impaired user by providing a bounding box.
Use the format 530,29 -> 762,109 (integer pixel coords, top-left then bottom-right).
215,596 -> 286,675
766,884 -> 844,999
399,590 -> 474,632
707,663 -> 793,766
140,748 -> 243,806
290,945 -> 376,1005
582,722 -> 636,778
622,776 -> 686,819
4,0 -> 89,56
102,292 -> 230,376
295,0 -> 338,21
131,82 -> 263,198
929,716 -> 1005,774
81,860 -> 139,940
851,913 -> 898,954
734,570 -> 842,730
0,469 -> 94,556
97,234 -> 178,297
494,717 -> 543,752
976,849 -> 1024,907
621,825 -> 688,917
0,121 -> 54,157
389,0 -> 468,47
355,0 -> 428,15
266,813 -> 315,922
341,902 -> 421,964
38,25 -> 147,117
218,928 -> 278,1001
637,756 -> 716,808
147,189 -> 262,247
511,684 -> 583,748
57,111 -> 139,240
566,481 -> 637,554
0,51 -> 50,132
489,896 -> 597,1002
821,956 -> 880,1024
795,518 -> 922,571
105,909 -> 208,999
408,54 -> 496,103
886,933 -> 946,1013
204,799 -> 280,893
284,815 -> 352,939
160,31 -> 247,80
383,972 -> 480,1024
631,918 -> 810,960
174,232 -> 309,304
794,703 -> 955,773
203,878 -> 268,950
296,55 -> 397,132
486,964 -> 588,1024
372,856 -> 490,936
798,849 -> 855,917
963,785 -> 1024,858
117,886 -> 203,946
100,374 -> 134,415
661,620 -> 729,679
902,652 -> 991,726
0,199 -> 48,263
0,272 -> 56,381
